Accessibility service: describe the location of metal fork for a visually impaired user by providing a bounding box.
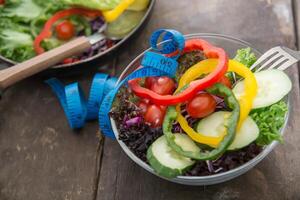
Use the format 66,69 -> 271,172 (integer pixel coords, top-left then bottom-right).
250,46 -> 300,72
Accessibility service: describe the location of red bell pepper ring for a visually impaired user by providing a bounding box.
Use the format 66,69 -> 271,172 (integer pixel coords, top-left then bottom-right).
128,39 -> 229,106
34,8 -> 102,54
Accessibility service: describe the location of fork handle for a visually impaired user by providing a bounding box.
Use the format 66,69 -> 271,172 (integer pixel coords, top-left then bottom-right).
0,36 -> 91,90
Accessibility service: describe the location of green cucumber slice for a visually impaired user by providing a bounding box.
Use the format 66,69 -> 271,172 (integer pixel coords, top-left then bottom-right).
173,133 -> 201,153
147,134 -> 196,178
233,69 -> 292,109
127,0 -> 150,11
196,111 -> 259,150
106,10 -> 145,39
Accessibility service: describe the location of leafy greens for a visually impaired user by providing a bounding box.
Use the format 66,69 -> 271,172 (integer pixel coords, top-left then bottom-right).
0,0 -> 93,62
250,101 -> 287,146
234,48 -> 288,146
234,47 -> 257,68
0,0 -> 43,22
0,18 -> 35,62
61,0 -> 121,11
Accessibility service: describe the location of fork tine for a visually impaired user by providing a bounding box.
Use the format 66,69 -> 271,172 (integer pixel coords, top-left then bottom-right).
256,53 -> 283,72
277,59 -> 298,71
266,57 -> 287,70
250,46 -> 299,72
250,47 -> 281,71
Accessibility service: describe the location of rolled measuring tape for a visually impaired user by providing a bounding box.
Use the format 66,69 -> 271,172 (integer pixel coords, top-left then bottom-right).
46,73 -> 118,129
99,29 -> 185,138
46,29 -> 185,138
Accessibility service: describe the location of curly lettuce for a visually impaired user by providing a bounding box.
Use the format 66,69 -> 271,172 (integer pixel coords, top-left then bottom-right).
234,47 -> 257,68
0,0 -> 43,22
0,19 -> 35,62
60,0 -> 121,11
250,101 -> 288,146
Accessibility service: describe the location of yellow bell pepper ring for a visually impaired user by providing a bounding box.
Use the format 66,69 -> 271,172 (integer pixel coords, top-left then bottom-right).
176,59 -> 257,147
103,0 -> 135,22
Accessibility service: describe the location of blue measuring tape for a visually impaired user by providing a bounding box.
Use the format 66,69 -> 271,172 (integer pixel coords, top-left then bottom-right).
46,73 -> 117,129
99,29 -> 185,138
46,29 -> 185,138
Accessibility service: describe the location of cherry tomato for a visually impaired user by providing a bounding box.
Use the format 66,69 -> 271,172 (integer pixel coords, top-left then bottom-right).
62,58 -> 74,64
144,105 -> 165,127
218,76 -> 232,88
150,76 -> 175,95
62,57 -> 79,64
137,101 -> 148,114
160,105 -> 167,112
140,98 -> 150,104
0,0 -> 5,5
186,93 -> 216,118
145,77 -> 156,89
55,20 -> 75,41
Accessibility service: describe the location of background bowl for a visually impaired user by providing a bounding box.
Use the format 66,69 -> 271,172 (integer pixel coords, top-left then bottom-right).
111,33 -> 290,185
0,0 -> 155,70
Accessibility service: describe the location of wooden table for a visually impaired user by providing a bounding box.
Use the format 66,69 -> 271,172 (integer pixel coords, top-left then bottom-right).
1,0 -> 300,199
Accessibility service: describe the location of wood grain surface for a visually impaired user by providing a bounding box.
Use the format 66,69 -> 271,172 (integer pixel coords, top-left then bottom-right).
98,0 -> 300,200
1,0 -> 300,200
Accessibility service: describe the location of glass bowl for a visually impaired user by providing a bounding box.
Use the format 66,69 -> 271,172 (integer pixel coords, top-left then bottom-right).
110,33 -> 290,185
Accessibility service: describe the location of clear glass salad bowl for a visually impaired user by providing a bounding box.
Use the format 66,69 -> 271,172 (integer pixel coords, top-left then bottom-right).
111,33 -> 290,185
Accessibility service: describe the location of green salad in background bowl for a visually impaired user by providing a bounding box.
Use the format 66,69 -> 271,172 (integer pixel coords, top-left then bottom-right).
0,0 -> 154,67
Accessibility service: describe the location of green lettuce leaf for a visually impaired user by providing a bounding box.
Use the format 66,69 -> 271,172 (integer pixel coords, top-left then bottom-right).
0,0 -> 43,22
228,47 -> 257,81
60,0 -> 121,10
234,47 -> 257,68
250,101 -> 288,146
0,19 -> 36,62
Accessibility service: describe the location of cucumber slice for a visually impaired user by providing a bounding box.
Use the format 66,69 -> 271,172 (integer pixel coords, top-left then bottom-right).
173,133 -> 201,153
233,69 -> 292,109
147,134 -> 196,178
196,111 -> 259,150
127,0 -> 150,11
106,10 -> 145,39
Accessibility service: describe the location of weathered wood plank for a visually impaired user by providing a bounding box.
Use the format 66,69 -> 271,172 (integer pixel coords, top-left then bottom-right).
0,56 -> 118,200
0,76 -> 98,200
98,0 -> 300,199
294,0 -> 300,49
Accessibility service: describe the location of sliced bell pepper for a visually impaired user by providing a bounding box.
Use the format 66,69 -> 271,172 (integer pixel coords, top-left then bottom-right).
176,59 -> 257,147
129,39 -> 229,105
102,0 -> 135,22
34,8 -> 102,54
163,83 -> 240,160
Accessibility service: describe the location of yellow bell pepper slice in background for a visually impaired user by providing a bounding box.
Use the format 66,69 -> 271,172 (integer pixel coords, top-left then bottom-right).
176,59 -> 257,147
103,0 -> 135,22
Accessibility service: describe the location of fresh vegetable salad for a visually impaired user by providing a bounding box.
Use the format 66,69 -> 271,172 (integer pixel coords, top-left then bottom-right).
0,0 -> 150,63
110,31 -> 291,178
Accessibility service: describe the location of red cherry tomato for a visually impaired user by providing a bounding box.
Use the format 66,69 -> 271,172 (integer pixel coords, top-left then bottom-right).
0,0 -> 5,5
55,20 -> 75,41
186,93 -> 216,118
150,76 -> 175,95
62,57 -> 79,64
218,76 -> 232,89
144,104 -> 165,127
145,77 -> 157,89
62,58 -> 74,64
137,101 -> 148,114
140,98 -> 150,104
160,105 -> 166,112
